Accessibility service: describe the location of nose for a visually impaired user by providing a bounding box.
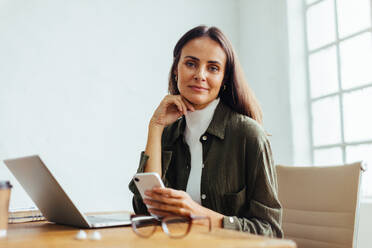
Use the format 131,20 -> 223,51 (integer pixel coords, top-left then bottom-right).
194,67 -> 206,81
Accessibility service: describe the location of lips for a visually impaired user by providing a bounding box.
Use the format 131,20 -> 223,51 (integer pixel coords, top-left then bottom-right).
189,85 -> 209,92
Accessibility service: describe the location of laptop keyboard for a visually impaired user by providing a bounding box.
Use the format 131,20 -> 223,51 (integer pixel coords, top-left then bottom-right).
86,214 -> 130,224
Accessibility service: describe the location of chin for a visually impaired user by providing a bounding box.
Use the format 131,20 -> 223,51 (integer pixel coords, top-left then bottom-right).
184,94 -> 211,105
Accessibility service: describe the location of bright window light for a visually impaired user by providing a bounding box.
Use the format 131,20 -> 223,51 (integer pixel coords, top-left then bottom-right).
337,0 -> 371,38
304,0 -> 372,197
306,0 -> 336,50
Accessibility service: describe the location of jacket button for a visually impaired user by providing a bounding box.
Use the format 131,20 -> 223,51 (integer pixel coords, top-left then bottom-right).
201,194 -> 206,200
201,135 -> 207,141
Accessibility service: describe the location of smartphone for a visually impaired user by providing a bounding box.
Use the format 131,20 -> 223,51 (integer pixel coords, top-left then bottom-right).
133,172 -> 165,198
133,172 -> 165,218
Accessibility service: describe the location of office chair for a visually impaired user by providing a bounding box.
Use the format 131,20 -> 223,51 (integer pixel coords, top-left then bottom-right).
276,162 -> 365,248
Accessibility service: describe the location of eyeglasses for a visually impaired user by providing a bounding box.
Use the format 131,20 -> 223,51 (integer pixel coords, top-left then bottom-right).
130,214 -> 212,239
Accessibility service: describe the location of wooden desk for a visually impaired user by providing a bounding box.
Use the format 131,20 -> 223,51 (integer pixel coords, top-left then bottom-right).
1,220 -> 296,248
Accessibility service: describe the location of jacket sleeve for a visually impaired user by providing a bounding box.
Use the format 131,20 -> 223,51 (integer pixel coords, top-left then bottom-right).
222,137 -> 283,238
128,152 -> 150,215
128,151 -> 173,215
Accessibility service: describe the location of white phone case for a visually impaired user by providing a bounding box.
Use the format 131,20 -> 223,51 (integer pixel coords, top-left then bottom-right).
133,172 -> 165,201
133,172 -> 165,218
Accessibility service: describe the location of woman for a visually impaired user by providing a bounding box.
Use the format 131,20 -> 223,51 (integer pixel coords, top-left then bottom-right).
128,25 -> 283,238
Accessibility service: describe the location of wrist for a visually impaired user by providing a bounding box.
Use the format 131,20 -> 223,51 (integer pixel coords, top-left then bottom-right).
199,205 -> 224,228
149,118 -> 165,132
212,213 -> 224,228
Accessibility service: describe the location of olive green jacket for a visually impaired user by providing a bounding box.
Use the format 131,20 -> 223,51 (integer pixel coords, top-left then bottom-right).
128,101 -> 283,238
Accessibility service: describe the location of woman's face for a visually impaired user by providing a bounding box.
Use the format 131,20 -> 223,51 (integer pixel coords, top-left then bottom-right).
175,37 -> 226,110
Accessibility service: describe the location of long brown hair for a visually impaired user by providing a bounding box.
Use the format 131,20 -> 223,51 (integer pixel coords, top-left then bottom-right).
168,25 -> 263,124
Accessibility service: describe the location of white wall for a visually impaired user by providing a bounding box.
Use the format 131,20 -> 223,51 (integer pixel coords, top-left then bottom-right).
0,0 -> 239,212
286,0 -> 312,165
238,0 -> 293,166
357,200 -> 372,248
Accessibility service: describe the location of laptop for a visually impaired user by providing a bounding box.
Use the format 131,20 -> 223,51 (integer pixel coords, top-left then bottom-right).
4,155 -> 131,228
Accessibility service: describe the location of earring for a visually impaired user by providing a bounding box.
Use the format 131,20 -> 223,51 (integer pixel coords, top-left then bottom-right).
223,84 -> 226,91
175,75 -> 178,82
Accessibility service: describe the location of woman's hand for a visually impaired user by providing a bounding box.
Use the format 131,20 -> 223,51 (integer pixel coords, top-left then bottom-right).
143,187 -> 203,217
150,95 -> 195,128
143,187 -> 224,228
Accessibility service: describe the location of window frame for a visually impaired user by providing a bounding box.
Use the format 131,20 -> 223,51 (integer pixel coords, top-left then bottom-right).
303,0 -> 372,197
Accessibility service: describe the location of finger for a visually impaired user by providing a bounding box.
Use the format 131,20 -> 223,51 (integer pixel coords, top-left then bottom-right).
148,206 -> 190,217
144,195 -> 184,208
152,187 -> 184,199
165,96 -> 183,113
147,208 -> 174,217
174,97 -> 187,116
144,198 -> 181,211
181,96 -> 195,112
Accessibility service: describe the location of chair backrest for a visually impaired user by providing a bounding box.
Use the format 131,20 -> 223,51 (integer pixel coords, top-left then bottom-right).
276,162 -> 365,248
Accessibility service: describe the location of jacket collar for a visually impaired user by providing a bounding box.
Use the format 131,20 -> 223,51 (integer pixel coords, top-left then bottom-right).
170,100 -> 231,144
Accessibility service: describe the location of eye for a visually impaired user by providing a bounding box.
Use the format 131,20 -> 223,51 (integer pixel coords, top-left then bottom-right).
209,65 -> 219,72
185,61 -> 196,68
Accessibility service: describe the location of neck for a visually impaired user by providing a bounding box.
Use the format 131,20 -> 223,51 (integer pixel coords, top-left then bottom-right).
191,99 -> 219,110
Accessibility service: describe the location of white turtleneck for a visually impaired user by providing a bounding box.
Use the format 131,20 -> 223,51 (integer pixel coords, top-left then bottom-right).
185,98 -> 220,204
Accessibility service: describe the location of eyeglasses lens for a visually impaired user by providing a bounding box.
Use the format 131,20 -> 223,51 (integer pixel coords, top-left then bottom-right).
162,216 -> 190,238
131,216 -> 158,238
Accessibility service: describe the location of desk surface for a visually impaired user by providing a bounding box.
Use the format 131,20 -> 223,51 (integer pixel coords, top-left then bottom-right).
1,220 -> 296,248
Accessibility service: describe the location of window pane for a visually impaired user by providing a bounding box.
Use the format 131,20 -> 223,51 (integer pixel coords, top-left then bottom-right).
306,0 -> 336,50
343,87 -> 372,142
337,0 -> 371,38
309,46 -> 339,97
340,32 -> 372,89
314,147 -> 343,165
312,96 -> 342,146
346,144 -> 372,196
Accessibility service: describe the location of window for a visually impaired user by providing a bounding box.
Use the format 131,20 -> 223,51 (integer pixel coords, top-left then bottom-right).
304,0 -> 372,197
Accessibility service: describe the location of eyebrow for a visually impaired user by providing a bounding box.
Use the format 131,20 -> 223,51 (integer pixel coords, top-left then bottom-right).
184,55 -> 221,65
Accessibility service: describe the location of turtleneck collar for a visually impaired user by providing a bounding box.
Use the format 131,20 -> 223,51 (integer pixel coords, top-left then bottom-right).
185,98 -> 220,136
